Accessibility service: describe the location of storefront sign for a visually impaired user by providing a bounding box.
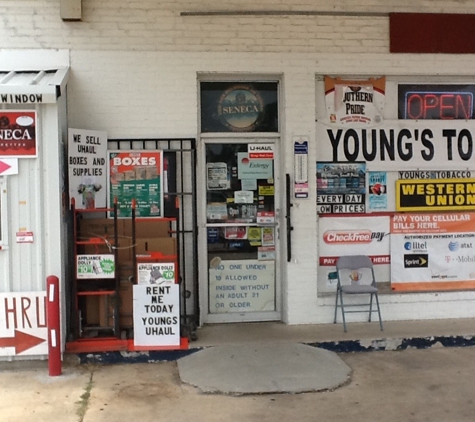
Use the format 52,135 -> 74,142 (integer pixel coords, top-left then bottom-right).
209,259 -> 275,313
396,178 -> 475,211
0,111 -> 37,158
318,216 -> 390,290
317,121 -> 475,170
0,292 -> 47,356
133,284 -> 180,347
324,76 -> 386,127
68,128 -> 107,209
391,212 -> 475,291
137,263 -> 175,285
109,150 -> 163,218
317,162 -> 366,214
76,254 -> 115,279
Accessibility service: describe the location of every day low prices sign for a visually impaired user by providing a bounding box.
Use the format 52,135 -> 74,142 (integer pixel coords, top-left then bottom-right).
391,212 -> 475,291
109,150 -> 163,218
209,260 -> 275,313
318,216 -> 390,292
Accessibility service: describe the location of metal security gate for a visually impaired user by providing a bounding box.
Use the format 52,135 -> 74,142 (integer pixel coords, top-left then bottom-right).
108,138 -> 198,339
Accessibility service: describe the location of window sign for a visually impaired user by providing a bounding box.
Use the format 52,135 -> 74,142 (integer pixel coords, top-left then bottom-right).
209,259 -> 275,313
200,82 -> 278,133
399,85 -> 475,120
0,111 -> 37,158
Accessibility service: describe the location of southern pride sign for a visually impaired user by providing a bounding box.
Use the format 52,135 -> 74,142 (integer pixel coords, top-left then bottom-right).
317,121 -> 475,171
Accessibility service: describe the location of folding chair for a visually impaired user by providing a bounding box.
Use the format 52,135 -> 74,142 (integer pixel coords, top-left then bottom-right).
333,255 -> 383,332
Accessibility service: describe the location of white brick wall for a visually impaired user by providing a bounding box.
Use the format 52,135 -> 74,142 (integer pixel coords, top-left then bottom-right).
4,1 -> 475,325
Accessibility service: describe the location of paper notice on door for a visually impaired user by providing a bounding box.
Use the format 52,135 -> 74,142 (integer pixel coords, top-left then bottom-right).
234,190 -> 254,204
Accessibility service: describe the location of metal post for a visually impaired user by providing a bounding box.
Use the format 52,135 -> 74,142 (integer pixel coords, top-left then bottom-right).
47,275 -> 62,376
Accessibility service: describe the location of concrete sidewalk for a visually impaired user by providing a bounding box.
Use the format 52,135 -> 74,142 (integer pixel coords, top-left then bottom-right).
2,346 -> 475,421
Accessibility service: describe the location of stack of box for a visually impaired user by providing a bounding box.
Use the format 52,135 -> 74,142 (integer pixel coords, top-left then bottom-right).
77,218 -> 177,329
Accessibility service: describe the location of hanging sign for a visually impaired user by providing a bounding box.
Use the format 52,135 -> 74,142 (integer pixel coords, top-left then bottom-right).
133,284 -> 180,347
237,152 -> 273,179
68,128 -> 107,209
108,150 -> 163,218
137,262 -> 175,285
294,137 -> 309,198
0,111 -> 37,158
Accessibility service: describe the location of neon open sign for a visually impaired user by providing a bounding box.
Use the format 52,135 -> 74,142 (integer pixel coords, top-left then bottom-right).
399,85 -> 475,120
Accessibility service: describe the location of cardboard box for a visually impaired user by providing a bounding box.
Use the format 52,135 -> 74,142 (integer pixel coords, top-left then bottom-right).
85,296 -> 100,325
78,218 -> 116,238
100,279 -> 134,328
136,237 -> 177,256
123,219 -> 171,238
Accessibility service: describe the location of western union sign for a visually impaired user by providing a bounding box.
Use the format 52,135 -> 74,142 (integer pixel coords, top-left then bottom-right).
396,178 -> 475,211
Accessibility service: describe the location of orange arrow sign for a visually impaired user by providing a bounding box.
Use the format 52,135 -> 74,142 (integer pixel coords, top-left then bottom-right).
0,330 -> 46,354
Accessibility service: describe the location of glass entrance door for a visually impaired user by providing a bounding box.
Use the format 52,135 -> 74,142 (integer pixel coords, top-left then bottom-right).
202,141 -> 281,323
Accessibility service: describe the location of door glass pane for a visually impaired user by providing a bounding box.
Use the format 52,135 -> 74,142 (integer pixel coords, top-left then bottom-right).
205,143 -> 277,314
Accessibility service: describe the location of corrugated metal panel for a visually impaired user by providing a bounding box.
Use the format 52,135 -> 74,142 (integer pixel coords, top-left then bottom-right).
0,68 -> 69,104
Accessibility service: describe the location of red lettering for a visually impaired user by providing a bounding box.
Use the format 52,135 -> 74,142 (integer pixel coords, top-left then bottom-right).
4,298 -> 17,329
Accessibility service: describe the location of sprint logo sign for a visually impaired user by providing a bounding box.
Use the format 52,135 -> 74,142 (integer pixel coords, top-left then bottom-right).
404,254 -> 429,268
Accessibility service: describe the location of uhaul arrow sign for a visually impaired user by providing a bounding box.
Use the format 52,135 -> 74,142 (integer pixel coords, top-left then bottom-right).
0,292 -> 48,356
0,158 -> 18,176
0,330 -> 45,355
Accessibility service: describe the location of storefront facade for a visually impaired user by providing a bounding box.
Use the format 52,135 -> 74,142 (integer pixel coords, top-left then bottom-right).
2,2 -> 475,356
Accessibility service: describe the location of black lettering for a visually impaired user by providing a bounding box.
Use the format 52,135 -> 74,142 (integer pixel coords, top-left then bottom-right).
379,130 -> 395,161
458,129 -> 472,161
361,129 -> 377,161
327,129 -> 342,161
443,129 -> 457,160
343,129 -> 359,161
421,129 -> 434,161
397,129 -> 413,161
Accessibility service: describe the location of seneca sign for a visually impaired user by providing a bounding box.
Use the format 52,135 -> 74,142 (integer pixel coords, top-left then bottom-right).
317,121 -> 475,170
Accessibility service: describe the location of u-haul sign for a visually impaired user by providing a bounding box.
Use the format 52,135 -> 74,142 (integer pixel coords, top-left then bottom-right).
249,144 -> 274,159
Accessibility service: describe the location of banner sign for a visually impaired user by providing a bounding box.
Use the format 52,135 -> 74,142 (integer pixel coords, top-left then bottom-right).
391,212 -> 475,291
0,111 -> 37,158
317,120 -> 475,171
317,162 -> 366,214
324,76 -> 386,127
396,178 -> 475,212
68,128 -> 107,209
318,215 -> 390,290
108,150 -> 163,218
209,259 -> 275,313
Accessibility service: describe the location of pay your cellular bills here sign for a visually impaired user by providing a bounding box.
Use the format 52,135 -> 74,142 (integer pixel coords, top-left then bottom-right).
391,212 -> 475,291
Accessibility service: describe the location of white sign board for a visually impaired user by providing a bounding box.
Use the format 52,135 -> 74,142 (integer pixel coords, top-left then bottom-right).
0,292 -> 47,356
209,259 -> 275,313
133,284 -> 180,347
0,158 -> 18,176
68,128 -> 107,209
137,262 -> 175,285
317,120 -> 475,171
